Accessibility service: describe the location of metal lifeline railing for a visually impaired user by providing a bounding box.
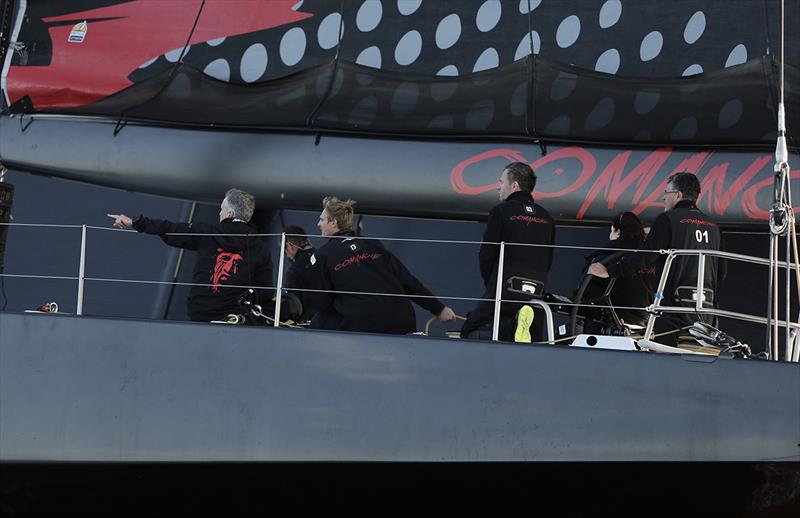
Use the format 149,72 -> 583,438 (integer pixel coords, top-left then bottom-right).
1,221 -> 798,361
641,247 -> 800,362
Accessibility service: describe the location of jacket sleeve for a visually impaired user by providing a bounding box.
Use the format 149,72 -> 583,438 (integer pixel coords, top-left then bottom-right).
308,251 -> 334,315
133,216 -> 201,250
478,206 -> 503,286
547,223 -> 556,272
389,252 -> 445,316
607,214 -> 671,279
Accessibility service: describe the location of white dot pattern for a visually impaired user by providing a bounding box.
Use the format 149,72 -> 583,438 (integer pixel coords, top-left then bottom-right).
595,49 -> 620,74
397,0 -> 422,16
476,0 -> 502,33
317,13 -> 342,50
356,46 -> 382,68
203,58 -> 230,81
356,0 -> 383,32
240,44 -> 268,83
435,14 -> 461,50
280,28 -> 306,66
473,48 -> 499,72
556,15 -> 581,48
395,30 -> 422,65
684,11 -> 706,44
599,0 -> 622,29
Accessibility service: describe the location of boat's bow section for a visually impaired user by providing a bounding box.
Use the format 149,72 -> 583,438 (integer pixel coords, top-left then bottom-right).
1,311 -> 797,462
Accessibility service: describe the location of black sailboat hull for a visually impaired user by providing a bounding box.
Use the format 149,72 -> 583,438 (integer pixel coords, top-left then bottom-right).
1,312 -> 797,462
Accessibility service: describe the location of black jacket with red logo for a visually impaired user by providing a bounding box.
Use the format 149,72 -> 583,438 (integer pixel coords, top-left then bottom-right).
133,216 -> 273,321
309,230 -> 445,334
479,191 -> 555,290
285,246 -> 316,321
607,200 -> 724,305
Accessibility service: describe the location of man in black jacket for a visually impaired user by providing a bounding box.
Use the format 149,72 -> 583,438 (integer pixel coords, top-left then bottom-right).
309,197 -> 455,334
283,225 -> 316,322
460,162 -> 555,342
589,172 -> 724,344
108,188 -> 273,322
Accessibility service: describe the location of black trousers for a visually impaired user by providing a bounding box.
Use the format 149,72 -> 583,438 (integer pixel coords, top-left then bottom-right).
460,284 -> 545,342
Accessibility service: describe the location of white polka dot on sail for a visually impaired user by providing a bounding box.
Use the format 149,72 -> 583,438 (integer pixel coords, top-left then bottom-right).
725,44 -> 747,68
473,48 -> 499,72
317,13 -> 342,50
684,11 -> 706,44
356,46 -> 382,68
203,59 -> 230,81
395,30 -> 422,66
356,0 -> 382,32
207,37 -> 225,47
240,44 -> 267,83
138,56 -> 157,69
436,65 -> 458,77
397,0 -> 422,16
280,27 -> 306,66
165,46 -> 188,63
556,15 -> 581,48
599,0 -> 622,29
435,14 -> 461,50
519,0 -> 541,14
595,49 -> 620,74
476,0 -> 502,33
640,31 -> 662,62
682,64 -> 703,76
514,31 -> 540,60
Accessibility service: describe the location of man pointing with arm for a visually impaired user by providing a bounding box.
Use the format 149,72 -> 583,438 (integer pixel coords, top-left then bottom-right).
109,188 -> 273,322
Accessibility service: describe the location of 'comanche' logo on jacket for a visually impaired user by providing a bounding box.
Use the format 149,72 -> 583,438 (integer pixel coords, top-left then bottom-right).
510,215 -> 549,225
211,249 -> 243,292
335,252 -> 383,271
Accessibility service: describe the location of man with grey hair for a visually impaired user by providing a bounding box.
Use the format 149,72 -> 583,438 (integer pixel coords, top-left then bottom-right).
108,188 -> 273,322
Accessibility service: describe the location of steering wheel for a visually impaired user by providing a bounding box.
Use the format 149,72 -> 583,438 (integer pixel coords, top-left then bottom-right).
568,251 -> 627,338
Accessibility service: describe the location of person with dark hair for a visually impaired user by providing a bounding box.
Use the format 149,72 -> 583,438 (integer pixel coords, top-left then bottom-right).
589,172 -> 724,344
460,162 -> 555,343
108,188 -> 273,322
309,197 -> 456,334
283,225 -> 316,322
580,211 -> 654,332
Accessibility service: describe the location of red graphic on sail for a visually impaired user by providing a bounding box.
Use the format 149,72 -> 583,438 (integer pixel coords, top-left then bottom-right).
211,249 -> 243,293
7,0 -> 312,109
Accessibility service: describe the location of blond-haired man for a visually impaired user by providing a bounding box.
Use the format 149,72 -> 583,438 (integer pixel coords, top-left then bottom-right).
309,196 -> 455,334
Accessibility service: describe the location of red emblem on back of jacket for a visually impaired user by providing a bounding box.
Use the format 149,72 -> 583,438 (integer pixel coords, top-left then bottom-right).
211,249 -> 243,292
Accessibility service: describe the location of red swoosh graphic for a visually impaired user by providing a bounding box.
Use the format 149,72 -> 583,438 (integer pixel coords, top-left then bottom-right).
7,0 -> 311,109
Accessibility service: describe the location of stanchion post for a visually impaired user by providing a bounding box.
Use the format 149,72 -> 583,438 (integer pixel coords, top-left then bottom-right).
76,224 -> 87,315
695,254 -> 706,312
274,232 -> 286,327
491,242 -> 506,342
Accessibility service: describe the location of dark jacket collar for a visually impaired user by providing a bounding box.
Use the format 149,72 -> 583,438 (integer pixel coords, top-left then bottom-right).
328,229 -> 355,242
221,217 -> 252,226
674,200 -> 698,210
506,191 -> 534,203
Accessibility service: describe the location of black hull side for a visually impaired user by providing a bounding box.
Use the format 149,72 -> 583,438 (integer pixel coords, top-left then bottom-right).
1,312 -> 797,462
